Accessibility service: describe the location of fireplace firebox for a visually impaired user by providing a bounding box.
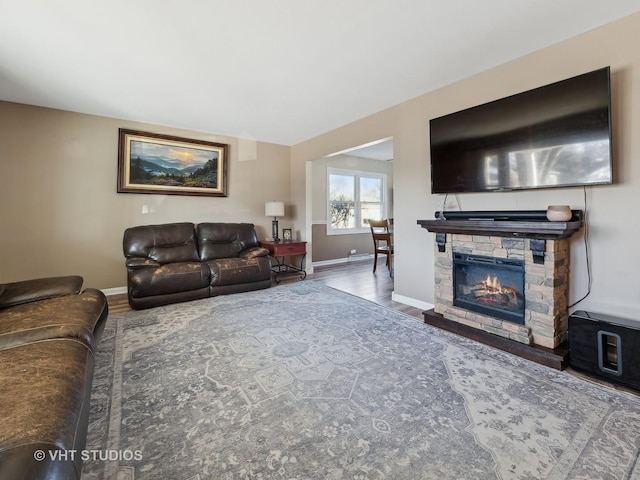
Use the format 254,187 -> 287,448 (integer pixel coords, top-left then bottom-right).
453,253 -> 525,324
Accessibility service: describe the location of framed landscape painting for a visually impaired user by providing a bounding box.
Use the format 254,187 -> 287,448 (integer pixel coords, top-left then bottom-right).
117,129 -> 229,196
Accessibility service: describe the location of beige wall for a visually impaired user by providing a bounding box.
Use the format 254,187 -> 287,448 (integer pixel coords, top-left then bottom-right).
0,102 -> 291,289
311,224 -> 373,262
292,12 -> 640,319
310,154 -> 393,262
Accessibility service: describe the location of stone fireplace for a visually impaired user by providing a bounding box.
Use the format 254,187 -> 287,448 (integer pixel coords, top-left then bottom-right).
435,234 -> 569,349
418,212 -> 583,366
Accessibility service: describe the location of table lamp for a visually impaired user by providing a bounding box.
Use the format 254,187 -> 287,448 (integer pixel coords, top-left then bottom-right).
265,201 -> 285,241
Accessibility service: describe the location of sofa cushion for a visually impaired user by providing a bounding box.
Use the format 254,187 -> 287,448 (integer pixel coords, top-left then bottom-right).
197,223 -> 260,261
0,288 -> 108,352
128,262 -> 210,297
0,276 -> 83,309
207,256 -> 272,286
123,222 -> 199,264
0,338 -> 94,480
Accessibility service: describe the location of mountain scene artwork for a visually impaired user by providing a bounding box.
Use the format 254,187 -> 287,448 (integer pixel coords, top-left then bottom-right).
129,140 -> 220,188
117,129 -> 229,197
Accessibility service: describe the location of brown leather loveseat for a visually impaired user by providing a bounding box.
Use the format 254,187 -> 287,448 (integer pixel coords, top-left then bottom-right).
0,276 -> 108,480
123,222 -> 272,309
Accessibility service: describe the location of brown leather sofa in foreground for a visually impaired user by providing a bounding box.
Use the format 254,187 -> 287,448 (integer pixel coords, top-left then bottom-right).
0,276 -> 108,480
123,222 -> 272,309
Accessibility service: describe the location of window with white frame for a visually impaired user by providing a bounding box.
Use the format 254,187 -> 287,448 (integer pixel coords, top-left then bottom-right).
327,167 -> 387,234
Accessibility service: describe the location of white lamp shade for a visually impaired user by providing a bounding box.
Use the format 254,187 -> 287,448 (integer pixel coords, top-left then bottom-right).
265,201 -> 285,217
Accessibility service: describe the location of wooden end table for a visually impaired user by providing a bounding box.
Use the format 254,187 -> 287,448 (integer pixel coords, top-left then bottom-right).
260,240 -> 307,283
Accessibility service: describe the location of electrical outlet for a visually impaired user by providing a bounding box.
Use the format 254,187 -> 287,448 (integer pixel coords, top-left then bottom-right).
350,249 -> 357,255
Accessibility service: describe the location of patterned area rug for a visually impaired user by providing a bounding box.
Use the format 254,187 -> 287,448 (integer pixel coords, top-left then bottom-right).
83,282 -> 640,479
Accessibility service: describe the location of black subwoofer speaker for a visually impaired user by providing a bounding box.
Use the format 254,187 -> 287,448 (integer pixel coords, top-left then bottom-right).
569,310 -> 640,390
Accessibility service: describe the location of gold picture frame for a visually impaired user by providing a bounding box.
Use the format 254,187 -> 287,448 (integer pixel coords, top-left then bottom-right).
117,128 -> 229,197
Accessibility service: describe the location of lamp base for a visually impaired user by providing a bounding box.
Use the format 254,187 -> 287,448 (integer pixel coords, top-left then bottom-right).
272,218 -> 279,241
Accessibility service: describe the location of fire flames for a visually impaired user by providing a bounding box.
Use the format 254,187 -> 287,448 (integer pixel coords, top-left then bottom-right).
471,274 -> 518,305
483,274 -> 505,293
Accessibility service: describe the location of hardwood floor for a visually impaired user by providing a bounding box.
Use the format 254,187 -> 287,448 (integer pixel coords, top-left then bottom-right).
301,260 -> 424,319
106,259 -> 424,320
105,293 -> 131,314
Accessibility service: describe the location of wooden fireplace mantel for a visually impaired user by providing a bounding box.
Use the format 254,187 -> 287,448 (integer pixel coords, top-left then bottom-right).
417,218 -> 583,239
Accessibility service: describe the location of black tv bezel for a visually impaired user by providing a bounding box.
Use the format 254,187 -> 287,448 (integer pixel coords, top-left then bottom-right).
429,67 -> 614,194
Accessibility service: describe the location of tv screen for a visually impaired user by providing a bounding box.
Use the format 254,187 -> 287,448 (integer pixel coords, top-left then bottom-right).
429,67 -> 613,194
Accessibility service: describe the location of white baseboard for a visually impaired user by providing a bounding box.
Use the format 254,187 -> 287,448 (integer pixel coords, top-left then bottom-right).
312,254 -> 373,268
391,292 -> 434,312
101,286 -> 127,296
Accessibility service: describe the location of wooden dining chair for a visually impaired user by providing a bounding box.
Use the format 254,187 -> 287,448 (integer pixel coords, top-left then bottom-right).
368,219 -> 393,274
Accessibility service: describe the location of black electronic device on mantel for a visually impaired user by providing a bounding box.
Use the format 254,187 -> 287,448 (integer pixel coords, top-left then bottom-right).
429,67 -> 613,194
433,210 -> 583,222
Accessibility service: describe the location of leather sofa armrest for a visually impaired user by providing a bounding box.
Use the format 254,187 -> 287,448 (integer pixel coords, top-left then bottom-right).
0,276 -> 83,309
239,247 -> 270,259
126,257 -> 161,269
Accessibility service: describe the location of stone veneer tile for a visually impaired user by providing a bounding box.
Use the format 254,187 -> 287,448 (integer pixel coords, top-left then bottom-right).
525,274 -> 546,287
438,285 -> 453,297
526,300 -> 551,315
511,333 -> 533,344
453,234 -> 474,242
468,312 -> 502,328
493,248 -> 508,258
502,238 -> 525,249
533,335 -> 555,349
501,322 -> 529,337
435,258 -> 452,268
474,243 -> 496,253
527,284 -> 554,297
523,291 -> 543,303
527,264 -> 547,276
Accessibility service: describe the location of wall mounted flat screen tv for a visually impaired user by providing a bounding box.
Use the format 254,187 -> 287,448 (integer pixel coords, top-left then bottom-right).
429,67 -> 613,194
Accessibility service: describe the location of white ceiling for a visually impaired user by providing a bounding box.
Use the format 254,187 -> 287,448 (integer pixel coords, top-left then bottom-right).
331,138 -> 394,162
2,1 -> 640,146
